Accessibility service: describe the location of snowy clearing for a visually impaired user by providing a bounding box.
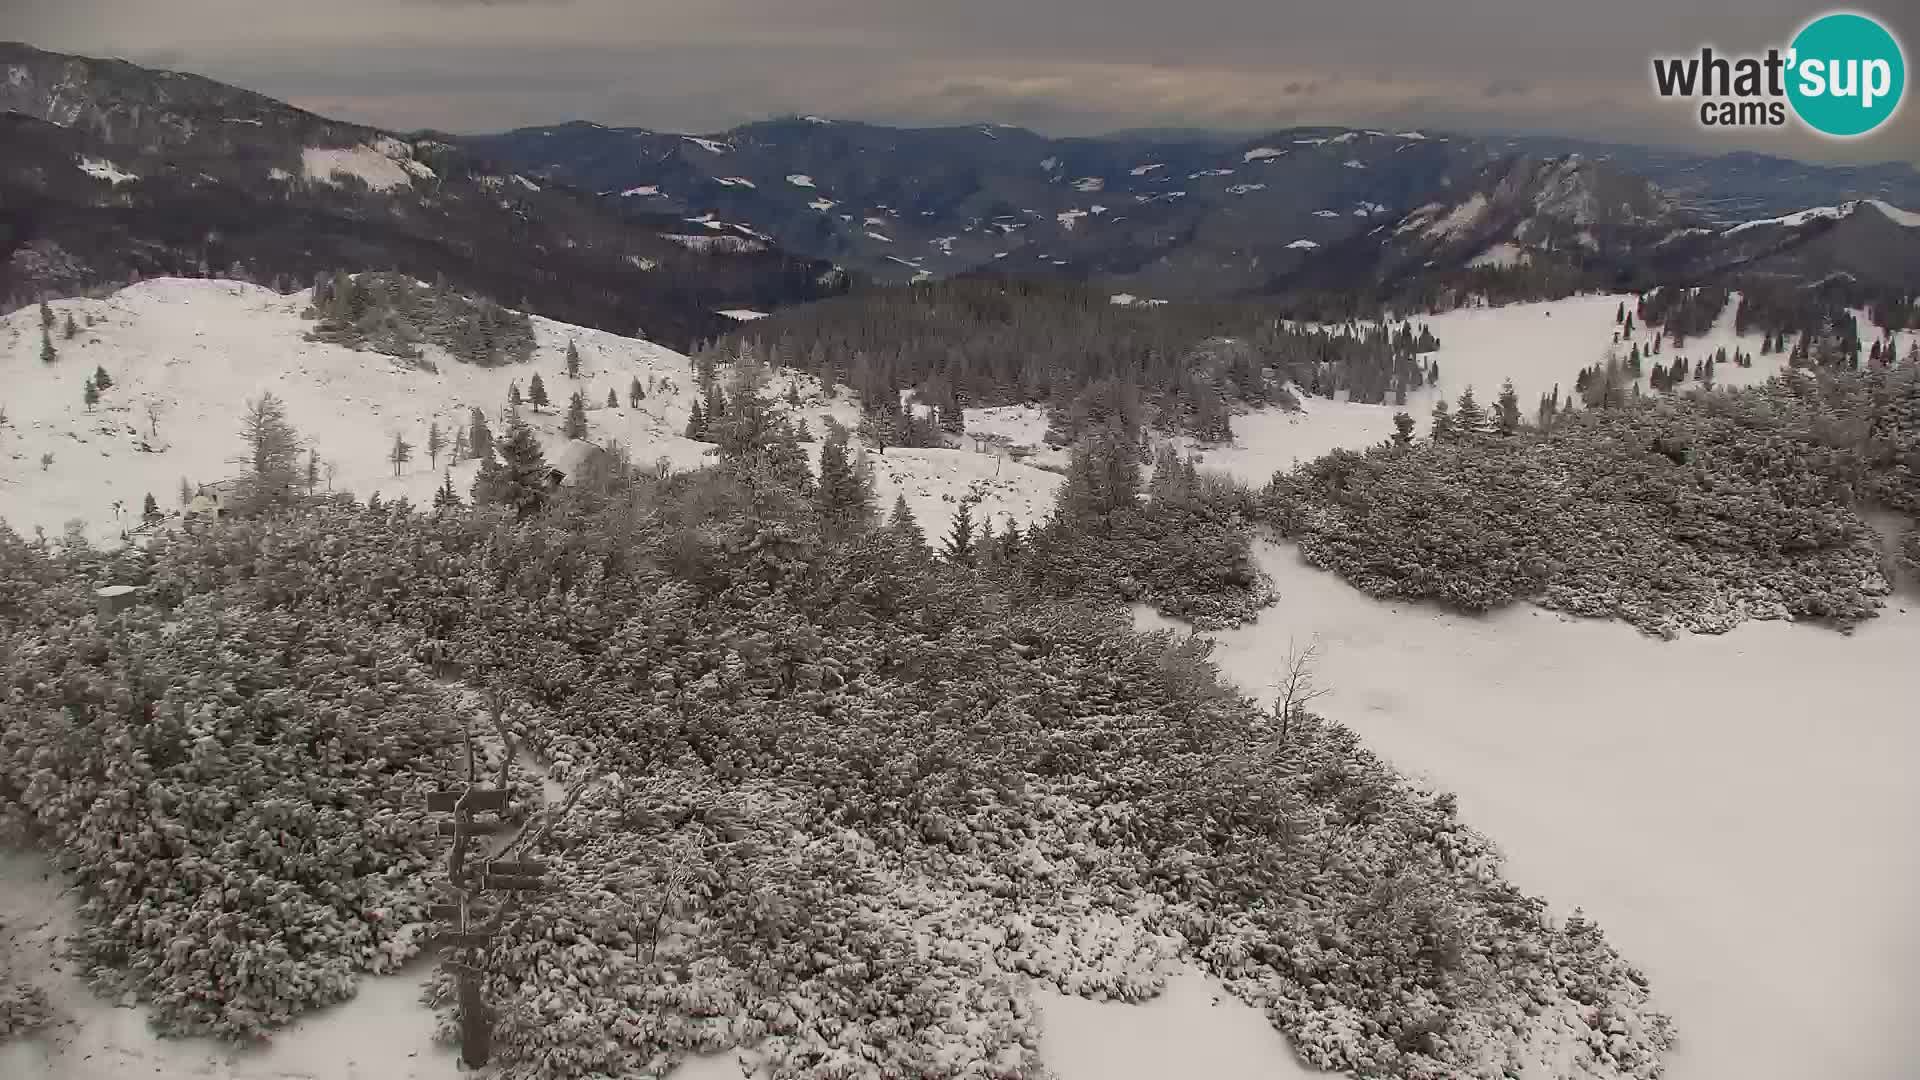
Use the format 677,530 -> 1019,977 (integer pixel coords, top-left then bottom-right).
0,279 -> 1084,562
1150,291 -> 1920,1079
1423,193 -> 1489,238
77,157 -> 137,184
1722,203 -> 1852,234
1034,968 -> 1323,1080
1199,293 -> 1794,477
1468,242 -> 1530,268
1138,539 -> 1920,1080
1865,199 -> 1920,226
0,280 -> 808,546
300,145 -> 415,192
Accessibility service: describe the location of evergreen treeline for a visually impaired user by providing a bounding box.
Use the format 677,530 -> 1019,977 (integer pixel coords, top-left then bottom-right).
306,271 -> 536,367
1635,285 -> 1731,341
716,278 -> 1439,443
1017,435 -> 1270,628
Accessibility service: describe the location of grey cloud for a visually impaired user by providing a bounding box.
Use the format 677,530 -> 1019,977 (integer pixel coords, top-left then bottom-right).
8,0 -> 1916,166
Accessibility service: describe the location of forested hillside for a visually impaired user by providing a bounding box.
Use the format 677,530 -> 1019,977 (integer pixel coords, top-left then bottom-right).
0,44 -> 847,350
718,277 -> 1443,443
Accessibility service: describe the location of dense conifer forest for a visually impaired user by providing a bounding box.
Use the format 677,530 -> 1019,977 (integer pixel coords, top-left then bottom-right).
716,278 -> 1440,444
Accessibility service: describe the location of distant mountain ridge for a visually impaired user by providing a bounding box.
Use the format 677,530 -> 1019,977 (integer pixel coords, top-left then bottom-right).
460,117 -> 1504,296
4,40 -> 1914,324
0,42 -> 844,346
465,115 -> 1920,297
1477,135 -> 1920,225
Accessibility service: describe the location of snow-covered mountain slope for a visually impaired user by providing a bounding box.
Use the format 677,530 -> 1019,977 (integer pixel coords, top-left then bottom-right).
0,43 -> 842,349
1144,541 -> 1920,1080
1187,291 -> 1920,478
0,279 -> 1064,548
1145,292 -> 1920,1080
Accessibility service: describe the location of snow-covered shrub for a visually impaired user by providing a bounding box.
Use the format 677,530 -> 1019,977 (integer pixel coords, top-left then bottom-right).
0,928 -> 54,1043
1266,368 -> 1920,635
1017,439 -> 1272,629
0,526 -> 464,1040
5,450 -> 1678,1075
306,271 -> 536,367
0,977 -> 53,1042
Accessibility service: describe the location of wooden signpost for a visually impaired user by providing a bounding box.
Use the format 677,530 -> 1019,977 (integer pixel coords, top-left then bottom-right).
426,782 -> 549,1068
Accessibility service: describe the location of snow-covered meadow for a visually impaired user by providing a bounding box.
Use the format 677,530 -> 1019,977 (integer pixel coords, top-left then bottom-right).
1152,294 -> 1920,1080
1191,291 -> 1838,478
0,280 -> 1069,550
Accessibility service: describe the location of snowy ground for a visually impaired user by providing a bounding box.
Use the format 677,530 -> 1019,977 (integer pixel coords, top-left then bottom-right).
847,443 -> 1062,540
5,283 -> 1918,1079
0,280 -> 1062,549
0,851 -> 458,1080
1141,294 -> 1920,1080
1195,292 -> 1818,479
4,843 -> 1323,1080
1138,545 -> 1920,1080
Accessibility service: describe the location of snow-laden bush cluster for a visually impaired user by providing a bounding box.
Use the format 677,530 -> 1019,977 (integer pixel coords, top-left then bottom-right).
0,932 -> 54,1042
305,270 -> 536,367
1265,366 -> 1920,636
1018,439 -> 1274,630
0,978 -> 52,1041
0,527 -> 463,1040
39,460 -> 1674,1079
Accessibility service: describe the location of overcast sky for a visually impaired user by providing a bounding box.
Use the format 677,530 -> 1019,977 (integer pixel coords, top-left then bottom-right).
11,0 -> 1917,165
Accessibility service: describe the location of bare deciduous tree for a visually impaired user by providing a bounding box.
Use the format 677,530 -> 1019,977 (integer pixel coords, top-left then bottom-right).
1273,635 -> 1331,743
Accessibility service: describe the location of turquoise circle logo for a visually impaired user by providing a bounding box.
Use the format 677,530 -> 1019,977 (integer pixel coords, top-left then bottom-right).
1787,12 -> 1906,137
